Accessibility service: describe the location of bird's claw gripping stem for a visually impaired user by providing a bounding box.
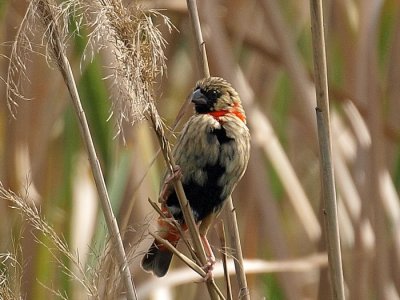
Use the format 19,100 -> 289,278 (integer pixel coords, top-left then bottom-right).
199,235 -> 216,281
160,165 -> 182,202
201,257 -> 216,281
167,165 -> 183,183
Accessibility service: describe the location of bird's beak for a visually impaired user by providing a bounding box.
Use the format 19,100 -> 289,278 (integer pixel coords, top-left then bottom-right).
191,89 -> 208,106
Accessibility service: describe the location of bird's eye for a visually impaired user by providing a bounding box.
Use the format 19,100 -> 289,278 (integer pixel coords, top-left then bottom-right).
206,89 -> 220,101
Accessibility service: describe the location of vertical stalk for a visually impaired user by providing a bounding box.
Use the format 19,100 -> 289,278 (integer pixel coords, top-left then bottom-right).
218,222 -> 233,300
223,198 -> 250,299
36,2 -> 137,296
186,0 -> 250,298
186,0 -> 210,78
309,0 -> 345,299
57,45 -> 137,300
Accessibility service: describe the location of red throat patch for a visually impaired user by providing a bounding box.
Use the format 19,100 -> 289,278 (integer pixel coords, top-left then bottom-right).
208,102 -> 246,123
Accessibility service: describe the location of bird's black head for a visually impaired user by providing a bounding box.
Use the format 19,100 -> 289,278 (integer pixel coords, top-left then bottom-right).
191,86 -> 222,113
191,77 -> 243,119
192,77 -> 239,114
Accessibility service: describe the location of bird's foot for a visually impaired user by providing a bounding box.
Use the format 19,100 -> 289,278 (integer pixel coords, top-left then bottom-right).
167,165 -> 182,184
159,165 -> 182,202
201,257 -> 216,281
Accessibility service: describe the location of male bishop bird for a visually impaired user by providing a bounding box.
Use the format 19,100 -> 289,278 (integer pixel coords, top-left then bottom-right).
141,77 -> 250,277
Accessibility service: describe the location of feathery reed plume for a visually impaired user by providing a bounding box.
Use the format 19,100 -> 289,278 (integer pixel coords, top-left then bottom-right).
0,184 -> 98,298
85,0 -> 174,136
6,0 -> 173,130
0,252 -> 22,300
5,1 -> 141,298
6,0 -> 90,115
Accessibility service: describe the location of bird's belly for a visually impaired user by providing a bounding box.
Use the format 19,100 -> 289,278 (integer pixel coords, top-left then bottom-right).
166,152 -> 232,223
166,117 -> 249,223
183,163 -> 227,221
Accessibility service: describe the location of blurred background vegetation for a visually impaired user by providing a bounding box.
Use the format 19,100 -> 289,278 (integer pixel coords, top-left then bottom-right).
1,0 -> 400,299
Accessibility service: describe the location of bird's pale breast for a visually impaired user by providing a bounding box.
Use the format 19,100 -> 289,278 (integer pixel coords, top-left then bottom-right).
167,114 -> 250,222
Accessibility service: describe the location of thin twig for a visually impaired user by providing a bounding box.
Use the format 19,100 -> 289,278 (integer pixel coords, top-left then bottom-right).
309,0 -> 345,299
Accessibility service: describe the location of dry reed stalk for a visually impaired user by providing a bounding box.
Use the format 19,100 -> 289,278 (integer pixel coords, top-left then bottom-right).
223,197 -> 249,299
6,1 -> 137,298
40,8 -> 138,300
186,0 -> 210,78
309,0 -> 345,299
186,0 -> 250,298
218,222 -> 233,300
61,60 -> 137,300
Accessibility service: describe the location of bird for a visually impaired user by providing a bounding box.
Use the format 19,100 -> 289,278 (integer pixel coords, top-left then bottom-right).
141,77 -> 250,277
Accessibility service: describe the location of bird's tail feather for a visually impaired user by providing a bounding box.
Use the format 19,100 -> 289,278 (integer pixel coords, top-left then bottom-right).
141,218 -> 180,277
141,241 -> 176,277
